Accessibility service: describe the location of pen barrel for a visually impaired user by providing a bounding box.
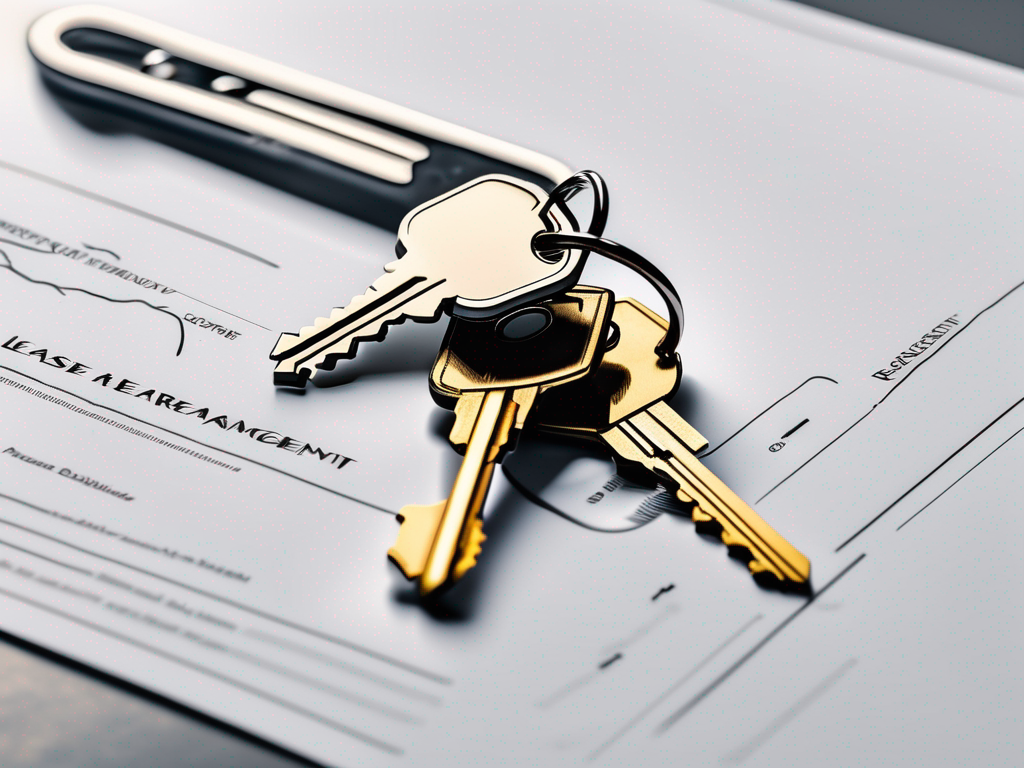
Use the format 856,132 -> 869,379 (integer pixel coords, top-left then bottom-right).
36,60 -> 557,230
28,9 -> 570,230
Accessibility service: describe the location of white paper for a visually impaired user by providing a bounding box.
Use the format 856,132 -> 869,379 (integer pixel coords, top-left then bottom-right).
0,1 -> 1022,766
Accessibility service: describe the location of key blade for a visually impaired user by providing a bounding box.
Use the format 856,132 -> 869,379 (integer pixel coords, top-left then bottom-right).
391,290 -> 613,596
388,501 -> 446,580
446,392 -> 486,455
605,415 -> 811,587
271,266 -> 448,387
419,392 -> 510,595
446,389 -> 527,463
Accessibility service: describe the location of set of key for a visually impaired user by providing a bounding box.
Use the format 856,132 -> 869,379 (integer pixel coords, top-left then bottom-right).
533,299 -> 810,585
23,6 -> 807,596
389,287 -> 612,594
272,172 -> 810,596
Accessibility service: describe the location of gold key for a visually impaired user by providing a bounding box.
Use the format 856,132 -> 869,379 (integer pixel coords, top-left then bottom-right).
533,298 -> 811,588
389,287 -> 613,596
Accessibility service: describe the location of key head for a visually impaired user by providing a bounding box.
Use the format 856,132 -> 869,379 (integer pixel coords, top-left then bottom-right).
533,298 -> 682,437
270,174 -> 584,388
428,286 -> 613,408
396,174 -> 585,319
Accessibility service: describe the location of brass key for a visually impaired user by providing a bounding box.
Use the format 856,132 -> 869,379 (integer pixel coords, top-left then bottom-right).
389,287 -> 613,596
534,298 -> 811,588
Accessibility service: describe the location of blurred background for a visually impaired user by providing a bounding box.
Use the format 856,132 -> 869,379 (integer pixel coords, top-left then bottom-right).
794,0 -> 1022,68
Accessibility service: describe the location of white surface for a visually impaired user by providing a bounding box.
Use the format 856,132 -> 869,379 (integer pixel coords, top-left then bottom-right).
0,1 -> 1021,766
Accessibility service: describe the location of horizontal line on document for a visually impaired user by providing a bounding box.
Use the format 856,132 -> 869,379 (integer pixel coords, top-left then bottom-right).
175,290 -> 274,331
222,644 -> 419,724
724,657 -> 858,764
0,542 -> 422,721
0,493 -> 450,686
655,554 -> 866,735
836,395 -> 1024,551
897,423 -> 1024,531
760,277 -> 1024,504
756,410 -> 872,503
701,376 -> 837,458
245,628 -> 442,705
0,536 -> 94,576
780,418 -> 810,440
587,613 -> 763,760
0,584 -> 401,755
0,159 -> 279,268
0,364 -> 396,517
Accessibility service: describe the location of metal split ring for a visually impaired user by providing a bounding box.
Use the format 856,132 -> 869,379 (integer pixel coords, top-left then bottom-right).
535,170 -> 683,364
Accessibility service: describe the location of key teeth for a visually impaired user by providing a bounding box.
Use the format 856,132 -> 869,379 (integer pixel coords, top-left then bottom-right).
303,303 -> 368,338
271,323 -> 388,388
720,529 -> 741,548
688,504 -> 803,590
289,293 -> 379,349
747,560 -> 778,588
269,302 -> 369,358
388,501 -> 446,581
314,322 -> 393,371
273,365 -> 311,388
747,559 -> 808,593
271,303 -> 447,388
691,507 -> 714,524
453,518 -> 486,582
306,308 -> 443,374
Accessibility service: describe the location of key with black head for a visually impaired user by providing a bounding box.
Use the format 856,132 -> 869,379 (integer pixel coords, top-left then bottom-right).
388,287 -> 613,596
533,298 -> 811,588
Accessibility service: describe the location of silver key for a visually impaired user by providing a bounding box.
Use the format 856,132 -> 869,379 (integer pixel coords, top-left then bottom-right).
270,174 -> 582,386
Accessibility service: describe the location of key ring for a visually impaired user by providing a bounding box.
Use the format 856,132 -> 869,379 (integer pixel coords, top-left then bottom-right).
540,170 -> 609,238
534,170 -> 683,365
533,230 -> 683,365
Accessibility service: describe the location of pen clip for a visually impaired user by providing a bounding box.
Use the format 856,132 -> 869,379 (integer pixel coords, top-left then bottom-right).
28,4 -> 571,228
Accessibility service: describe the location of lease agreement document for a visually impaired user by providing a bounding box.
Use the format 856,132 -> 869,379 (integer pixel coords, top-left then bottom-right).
1,1 -> 1022,766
